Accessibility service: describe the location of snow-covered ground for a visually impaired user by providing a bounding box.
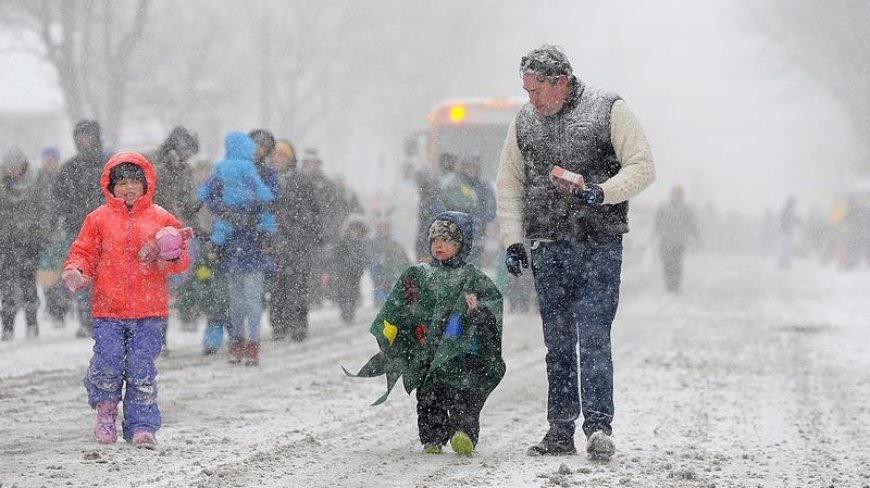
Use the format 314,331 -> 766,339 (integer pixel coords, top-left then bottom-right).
2,253 -> 869,488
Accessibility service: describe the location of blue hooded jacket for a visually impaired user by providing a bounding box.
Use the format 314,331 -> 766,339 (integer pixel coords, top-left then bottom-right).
198,132 -> 273,208
429,211 -> 474,268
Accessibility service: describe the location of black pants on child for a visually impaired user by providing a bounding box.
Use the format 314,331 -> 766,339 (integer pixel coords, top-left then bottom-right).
416,381 -> 485,446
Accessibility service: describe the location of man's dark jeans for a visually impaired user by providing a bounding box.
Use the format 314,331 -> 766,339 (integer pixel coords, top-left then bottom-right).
529,236 -> 622,438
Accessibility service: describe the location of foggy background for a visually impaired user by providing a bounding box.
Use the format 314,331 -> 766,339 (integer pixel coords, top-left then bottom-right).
1,0 -> 868,239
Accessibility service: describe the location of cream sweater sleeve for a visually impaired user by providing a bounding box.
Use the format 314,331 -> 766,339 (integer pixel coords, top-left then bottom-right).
496,119 -> 527,247
600,99 -> 656,204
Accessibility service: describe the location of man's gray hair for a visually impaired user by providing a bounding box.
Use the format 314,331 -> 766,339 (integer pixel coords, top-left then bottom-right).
520,44 -> 573,79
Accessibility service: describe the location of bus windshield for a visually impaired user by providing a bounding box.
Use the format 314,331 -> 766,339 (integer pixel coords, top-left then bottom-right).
426,98 -> 524,182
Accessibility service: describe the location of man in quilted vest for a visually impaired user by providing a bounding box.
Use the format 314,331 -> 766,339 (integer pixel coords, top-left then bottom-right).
497,44 -> 656,461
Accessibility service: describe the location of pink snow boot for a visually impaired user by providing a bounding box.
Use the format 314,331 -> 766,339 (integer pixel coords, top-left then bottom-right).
132,430 -> 157,449
94,401 -> 118,444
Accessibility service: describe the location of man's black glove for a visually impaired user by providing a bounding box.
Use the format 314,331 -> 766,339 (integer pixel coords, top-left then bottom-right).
571,184 -> 604,205
505,243 -> 529,276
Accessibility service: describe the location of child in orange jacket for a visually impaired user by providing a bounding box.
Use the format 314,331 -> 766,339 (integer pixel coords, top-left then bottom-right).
63,151 -> 189,448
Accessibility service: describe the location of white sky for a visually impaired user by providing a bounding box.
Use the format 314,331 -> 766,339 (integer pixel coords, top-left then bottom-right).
0,30 -> 62,111
0,1 -> 863,219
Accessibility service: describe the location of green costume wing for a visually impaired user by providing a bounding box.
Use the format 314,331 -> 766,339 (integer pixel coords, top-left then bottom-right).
344,263 -> 505,405
344,265 -> 436,404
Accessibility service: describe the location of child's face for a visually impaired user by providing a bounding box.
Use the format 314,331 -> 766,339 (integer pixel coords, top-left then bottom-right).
113,178 -> 145,207
431,238 -> 460,261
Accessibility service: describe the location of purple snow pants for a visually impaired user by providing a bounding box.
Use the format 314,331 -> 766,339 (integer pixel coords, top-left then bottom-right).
83,317 -> 164,440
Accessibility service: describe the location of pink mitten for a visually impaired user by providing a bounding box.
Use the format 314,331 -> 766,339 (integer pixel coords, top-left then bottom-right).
61,268 -> 86,292
155,226 -> 183,261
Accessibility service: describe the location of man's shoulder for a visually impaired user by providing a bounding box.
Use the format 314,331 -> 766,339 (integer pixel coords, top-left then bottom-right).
577,81 -> 621,101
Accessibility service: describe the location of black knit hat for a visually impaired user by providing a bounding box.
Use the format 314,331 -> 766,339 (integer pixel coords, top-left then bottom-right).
74,119 -> 101,139
108,162 -> 147,193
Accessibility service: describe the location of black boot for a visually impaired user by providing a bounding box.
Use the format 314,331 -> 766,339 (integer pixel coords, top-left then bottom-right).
527,430 -> 576,456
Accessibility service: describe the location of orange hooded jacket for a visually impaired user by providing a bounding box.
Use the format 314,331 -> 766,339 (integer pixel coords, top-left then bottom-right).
64,151 -> 189,319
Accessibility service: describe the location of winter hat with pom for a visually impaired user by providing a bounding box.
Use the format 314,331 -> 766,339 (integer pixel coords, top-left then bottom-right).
428,218 -> 463,247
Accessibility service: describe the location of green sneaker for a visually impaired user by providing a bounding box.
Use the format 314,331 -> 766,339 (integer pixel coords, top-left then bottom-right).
450,431 -> 474,456
423,443 -> 442,454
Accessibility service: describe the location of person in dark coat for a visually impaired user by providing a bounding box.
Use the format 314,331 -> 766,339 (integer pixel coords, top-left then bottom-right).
248,129 -> 281,311
331,213 -> 372,324
270,139 -> 323,341
35,146 -> 70,328
248,129 -> 280,250
52,119 -> 108,338
779,196 -> 799,269
653,185 -> 699,293
0,147 -> 50,340
300,149 -> 337,307
150,126 -> 200,230
149,126 -> 200,349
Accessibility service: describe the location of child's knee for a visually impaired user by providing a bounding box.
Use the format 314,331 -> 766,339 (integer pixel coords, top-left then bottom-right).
84,365 -> 123,393
125,377 -> 158,405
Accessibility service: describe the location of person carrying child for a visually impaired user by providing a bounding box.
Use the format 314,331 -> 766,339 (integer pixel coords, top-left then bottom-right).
62,151 -> 190,448
197,131 -> 274,365
345,211 -> 505,456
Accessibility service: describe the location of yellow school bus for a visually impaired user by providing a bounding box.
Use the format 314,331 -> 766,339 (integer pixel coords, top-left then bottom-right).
424,97 -> 524,180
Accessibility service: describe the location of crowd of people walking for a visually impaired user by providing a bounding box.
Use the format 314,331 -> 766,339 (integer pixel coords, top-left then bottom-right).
0,121 -> 410,354
0,43 -> 697,462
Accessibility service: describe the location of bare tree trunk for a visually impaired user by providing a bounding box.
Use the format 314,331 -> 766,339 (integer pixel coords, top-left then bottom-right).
744,1 -> 870,165
15,0 -> 150,147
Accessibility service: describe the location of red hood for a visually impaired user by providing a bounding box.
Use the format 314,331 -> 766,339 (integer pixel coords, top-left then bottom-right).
100,151 -> 156,211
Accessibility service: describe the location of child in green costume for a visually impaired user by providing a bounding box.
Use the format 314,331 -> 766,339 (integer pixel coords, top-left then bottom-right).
346,211 -> 505,456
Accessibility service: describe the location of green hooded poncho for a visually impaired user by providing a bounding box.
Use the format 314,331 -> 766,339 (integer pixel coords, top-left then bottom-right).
345,212 -> 505,405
